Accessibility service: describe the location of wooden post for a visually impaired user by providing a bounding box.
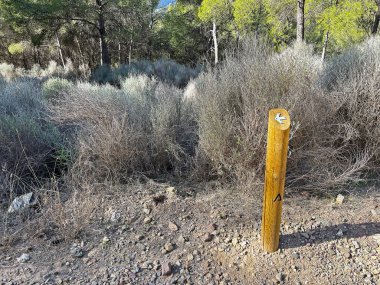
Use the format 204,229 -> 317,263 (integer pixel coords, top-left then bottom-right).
261,108 -> 290,252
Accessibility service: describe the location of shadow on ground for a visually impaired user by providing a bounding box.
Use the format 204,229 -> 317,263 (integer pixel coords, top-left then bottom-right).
281,222 -> 380,249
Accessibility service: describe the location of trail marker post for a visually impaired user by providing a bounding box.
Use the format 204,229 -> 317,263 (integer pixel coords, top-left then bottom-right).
261,108 -> 290,253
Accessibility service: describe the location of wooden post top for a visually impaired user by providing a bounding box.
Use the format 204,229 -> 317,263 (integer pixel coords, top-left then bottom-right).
269,108 -> 290,131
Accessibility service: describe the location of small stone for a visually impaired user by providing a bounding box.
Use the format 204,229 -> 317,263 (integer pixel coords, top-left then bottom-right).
300,232 -> 310,239
232,237 -> 239,246
143,208 -> 151,215
136,234 -> 144,241
292,252 -> 300,259
108,209 -> 121,223
177,235 -> 186,244
203,233 -> 213,242
275,272 -> 285,282
240,240 -> 248,248
336,229 -> 344,237
166,187 -> 177,198
8,192 -> 38,213
352,240 -> 360,249
371,209 -> 377,216
102,236 -> 110,244
219,212 -> 228,219
207,223 -> 217,232
153,260 -> 161,270
144,217 -> 152,224
161,262 -> 172,276
168,222 -> 179,231
70,244 -> 84,258
187,254 -> 194,261
373,234 -> 380,245
202,260 -> 210,269
17,253 -> 30,263
224,237 -> 232,243
336,194 -> 345,205
164,242 -> 175,253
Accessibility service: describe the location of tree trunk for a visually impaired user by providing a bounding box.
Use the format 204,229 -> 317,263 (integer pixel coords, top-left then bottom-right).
96,0 -> 111,66
75,37 -> 85,65
118,42 -> 122,65
128,35 -> 133,64
321,31 -> 329,61
372,3 -> 380,35
147,5 -> 155,60
56,33 -> 66,69
22,52 -> 28,69
236,31 -> 240,50
33,46 -> 37,65
212,21 -> 218,65
297,0 -> 305,42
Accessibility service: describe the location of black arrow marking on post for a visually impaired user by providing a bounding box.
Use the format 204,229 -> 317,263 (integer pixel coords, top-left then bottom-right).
273,194 -> 282,202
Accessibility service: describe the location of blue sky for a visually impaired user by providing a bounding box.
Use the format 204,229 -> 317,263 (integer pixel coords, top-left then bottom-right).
158,0 -> 175,8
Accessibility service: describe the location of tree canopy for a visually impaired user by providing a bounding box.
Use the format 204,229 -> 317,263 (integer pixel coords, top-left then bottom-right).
0,0 -> 379,69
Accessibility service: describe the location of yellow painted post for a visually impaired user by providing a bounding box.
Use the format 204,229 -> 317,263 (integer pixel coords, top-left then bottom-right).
261,108 -> 291,253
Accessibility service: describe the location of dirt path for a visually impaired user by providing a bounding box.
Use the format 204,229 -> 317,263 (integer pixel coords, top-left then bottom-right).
1,183 -> 379,285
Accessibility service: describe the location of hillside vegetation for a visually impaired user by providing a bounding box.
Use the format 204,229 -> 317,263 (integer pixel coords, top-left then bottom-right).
1,38 -> 379,204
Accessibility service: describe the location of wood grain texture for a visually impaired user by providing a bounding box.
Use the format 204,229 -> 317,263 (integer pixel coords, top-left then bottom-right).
261,108 -> 290,253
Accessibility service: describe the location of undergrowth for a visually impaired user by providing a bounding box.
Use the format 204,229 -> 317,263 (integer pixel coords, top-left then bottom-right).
1,36 -> 380,242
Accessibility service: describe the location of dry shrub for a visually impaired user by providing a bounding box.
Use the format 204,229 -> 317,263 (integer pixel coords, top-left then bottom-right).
194,41 -> 322,180
0,78 -> 68,195
38,181 -> 102,240
49,76 -> 196,182
91,59 -> 200,88
42,77 -> 74,102
0,178 -> 103,244
195,37 -> 380,193
301,36 -> 380,189
0,63 -> 16,80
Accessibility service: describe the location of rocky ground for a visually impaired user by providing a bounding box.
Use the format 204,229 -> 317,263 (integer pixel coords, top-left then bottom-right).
0,182 -> 379,285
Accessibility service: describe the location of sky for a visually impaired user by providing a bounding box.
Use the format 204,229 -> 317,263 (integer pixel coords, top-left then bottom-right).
158,0 -> 175,8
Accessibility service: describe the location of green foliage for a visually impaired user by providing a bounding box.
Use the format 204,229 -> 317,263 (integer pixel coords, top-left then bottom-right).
316,0 -> 377,51
262,0 -> 296,48
233,0 -> 268,34
198,0 -> 232,24
0,0 -> 380,77
8,42 -> 25,55
156,3 -> 207,64
42,77 -> 74,102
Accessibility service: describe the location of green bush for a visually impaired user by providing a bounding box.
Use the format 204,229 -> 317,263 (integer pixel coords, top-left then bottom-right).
42,77 -> 74,102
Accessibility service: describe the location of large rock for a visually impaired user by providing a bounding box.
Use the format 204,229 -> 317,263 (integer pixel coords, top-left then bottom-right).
8,192 -> 38,213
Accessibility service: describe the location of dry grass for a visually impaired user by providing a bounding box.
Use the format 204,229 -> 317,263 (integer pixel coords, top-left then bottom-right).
194,37 -> 380,193
1,37 -> 380,245
49,76 -> 197,183
0,78 -> 68,196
